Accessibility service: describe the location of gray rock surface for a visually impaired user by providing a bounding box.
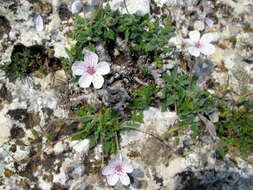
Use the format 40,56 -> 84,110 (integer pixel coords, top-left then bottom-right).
0,0 -> 253,189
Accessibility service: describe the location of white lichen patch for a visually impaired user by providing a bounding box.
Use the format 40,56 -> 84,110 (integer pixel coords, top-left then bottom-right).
143,107 -> 178,135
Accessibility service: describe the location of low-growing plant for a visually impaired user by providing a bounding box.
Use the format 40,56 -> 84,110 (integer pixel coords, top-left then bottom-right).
1,47 -> 41,79
128,85 -> 158,122
216,100 -> 253,157
72,105 -> 123,153
1,44 -> 62,79
162,68 -> 216,138
66,5 -> 174,65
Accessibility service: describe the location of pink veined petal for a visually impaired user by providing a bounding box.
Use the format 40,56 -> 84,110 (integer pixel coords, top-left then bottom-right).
184,38 -> 195,46
84,51 -> 98,66
96,62 -> 110,75
107,174 -> 119,186
200,33 -> 213,44
72,61 -> 86,76
102,166 -> 115,176
122,163 -> 133,173
189,30 -> 200,43
78,74 -> 92,88
188,46 -> 200,57
119,173 -> 131,186
92,74 -> 104,89
35,15 -> 44,32
200,43 -> 215,55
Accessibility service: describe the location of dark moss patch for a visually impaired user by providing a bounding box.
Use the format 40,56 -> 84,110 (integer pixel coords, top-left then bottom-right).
10,126 -> 25,138
175,170 -> 253,190
7,109 -> 40,128
26,112 -> 41,129
1,44 -> 62,80
52,183 -> 68,190
0,84 -> 12,103
46,120 -> 79,141
7,108 -> 29,123
0,16 -> 11,38
58,3 -> 71,21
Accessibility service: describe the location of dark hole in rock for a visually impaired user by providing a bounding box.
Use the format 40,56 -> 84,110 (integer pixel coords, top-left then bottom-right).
3,43 -> 62,80
52,183 -> 68,190
47,120 -> 79,141
0,16 -> 11,38
9,144 -> 17,152
26,0 -> 41,3
58,3 -> 71,21
10,125 -> 25,138
0,84 -> 12,103
7,108 -> 29,123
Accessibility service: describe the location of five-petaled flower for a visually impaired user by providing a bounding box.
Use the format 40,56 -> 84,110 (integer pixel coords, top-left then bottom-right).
185,30 -> 215,57
102,158 -> 133,186
72,51 -> 110,89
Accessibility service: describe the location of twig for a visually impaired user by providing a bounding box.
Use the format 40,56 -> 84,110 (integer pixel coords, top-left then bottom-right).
134,76 -> 148,86
123,125 -> 171,147
99,0 -> 104,9
123,0 -> 130,14
115,132 -> 122,160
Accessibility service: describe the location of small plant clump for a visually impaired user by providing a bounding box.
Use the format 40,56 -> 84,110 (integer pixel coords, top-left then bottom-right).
128,84 -> 158,123
162,67 -> 216,138
216,100 -> 253,157
1,44 -> 62,80
72,105 -> 123,153
66,5 -> 174,65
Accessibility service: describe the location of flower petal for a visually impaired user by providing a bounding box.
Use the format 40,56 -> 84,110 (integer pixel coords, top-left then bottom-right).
96,62 -> 110,75
122,163 -> 133,173
92,74 -> 104,89
200,33 -> 213,44
200,43 -> 215,55
107,174 -> 119,186
78,74 -> 92,88
84,51 -> 98,66
184,38 -> 194,46
189,30 -> 200,43
102,166 -> 115,176
72,61 -> 86,76
35,15 -> 44,32
71,1 -> 83,14
119,173 -> 130,186
188,46 -> 200,57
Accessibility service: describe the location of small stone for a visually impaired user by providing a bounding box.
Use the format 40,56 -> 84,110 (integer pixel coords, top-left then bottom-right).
53,141 -> 67,154
70,139 -> 90,155
131,168 -> 144,178
193,20 -> 205,31
71,1 -> 83,14
108,0 -> 150,15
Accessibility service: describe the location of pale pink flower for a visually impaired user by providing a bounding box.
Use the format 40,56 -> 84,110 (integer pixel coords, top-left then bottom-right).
72,51 -> 110,89
185,30 -> 215,57
102,158 -> 133,186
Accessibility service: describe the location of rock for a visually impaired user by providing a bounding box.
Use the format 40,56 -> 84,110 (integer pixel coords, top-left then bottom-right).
53,141 -> 68,154
143,107 -> 178,135
70,139 -> 90,155
108,0 -> 150,15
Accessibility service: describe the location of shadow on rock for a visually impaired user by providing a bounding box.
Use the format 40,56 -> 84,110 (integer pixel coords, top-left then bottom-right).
174,169 -> 253,190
